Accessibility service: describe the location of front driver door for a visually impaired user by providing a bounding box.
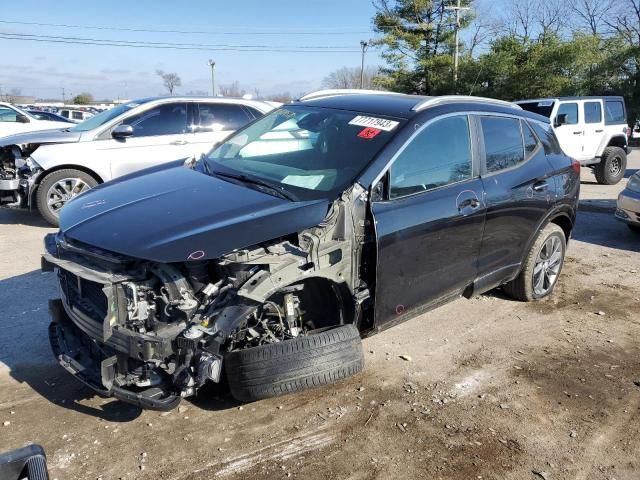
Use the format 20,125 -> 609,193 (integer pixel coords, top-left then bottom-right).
93,102 -> 191,179
371,114 -> 486,329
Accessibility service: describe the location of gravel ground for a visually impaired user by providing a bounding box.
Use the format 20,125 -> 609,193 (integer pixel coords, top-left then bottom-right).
0,152 -> 639,480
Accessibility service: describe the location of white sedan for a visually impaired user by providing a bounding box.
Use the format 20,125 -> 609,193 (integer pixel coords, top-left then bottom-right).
0,102 -> 70,138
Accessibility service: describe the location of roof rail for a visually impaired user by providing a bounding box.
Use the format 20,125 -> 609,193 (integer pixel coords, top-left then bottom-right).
298,89 -> 402,102
412,95 -> 522,112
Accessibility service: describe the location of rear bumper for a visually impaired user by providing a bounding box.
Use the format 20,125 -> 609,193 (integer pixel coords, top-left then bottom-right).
615,188 -> 640,226
48,299 -> 182,411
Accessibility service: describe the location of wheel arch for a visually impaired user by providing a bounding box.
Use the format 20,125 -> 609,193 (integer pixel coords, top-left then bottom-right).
30,164 -> 104,204
518,206 -> 574,271
606,135 -> 628,150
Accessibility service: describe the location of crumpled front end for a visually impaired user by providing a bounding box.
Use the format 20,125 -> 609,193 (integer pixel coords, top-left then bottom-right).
43,184 -> 372,410
0,145 -> 42,209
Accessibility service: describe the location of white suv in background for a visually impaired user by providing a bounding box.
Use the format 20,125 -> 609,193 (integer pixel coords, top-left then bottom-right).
0,102 -> 71,137
0,96 -> 277,225
517,96 -> 629,185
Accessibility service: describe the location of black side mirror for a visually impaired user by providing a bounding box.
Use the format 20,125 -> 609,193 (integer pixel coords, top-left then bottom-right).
554,114 -> 568,128
112,124 -> 134,139
0,445 -> 49,480
16,114 -> 30,124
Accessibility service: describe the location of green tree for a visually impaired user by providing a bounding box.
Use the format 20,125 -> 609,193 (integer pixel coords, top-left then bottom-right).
73,92 -> 94,104
372,0 -> 474,94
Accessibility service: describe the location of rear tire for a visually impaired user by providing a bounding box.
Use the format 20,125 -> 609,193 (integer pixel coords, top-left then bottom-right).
36,169 -> 98,226
225,324 -> 364,402
503,223 -> 566,302
594,147 -> 626,185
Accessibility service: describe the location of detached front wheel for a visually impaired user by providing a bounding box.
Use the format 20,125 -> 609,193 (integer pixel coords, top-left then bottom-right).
37,169 -> 98,226
225,324 -> 364,402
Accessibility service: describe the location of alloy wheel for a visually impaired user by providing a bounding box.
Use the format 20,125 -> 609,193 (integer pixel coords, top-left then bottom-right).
608,156 -> 622,177
532,235 -> 563,296
46,177 -> 91,216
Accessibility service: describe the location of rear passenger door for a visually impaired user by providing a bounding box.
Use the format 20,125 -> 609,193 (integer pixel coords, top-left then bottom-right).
188,103 -> 254,157
372,114 -> 486,327
476,115 -> 552,290
582,100 -> 605,159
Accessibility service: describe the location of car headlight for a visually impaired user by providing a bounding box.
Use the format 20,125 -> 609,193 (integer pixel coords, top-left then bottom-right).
628,174 -> 640,193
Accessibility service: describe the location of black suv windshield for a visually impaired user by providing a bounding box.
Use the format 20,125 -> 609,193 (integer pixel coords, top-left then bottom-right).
205,105 -> 404,200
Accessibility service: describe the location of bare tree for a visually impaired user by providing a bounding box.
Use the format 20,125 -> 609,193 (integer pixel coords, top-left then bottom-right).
5,87 -> 22,103
321,66 -> 380,89
501,0 -> 567,41
606,0 -> 640,45
466,20 -> 499,57
571,0 -> 615,35
156,70 -> 182,95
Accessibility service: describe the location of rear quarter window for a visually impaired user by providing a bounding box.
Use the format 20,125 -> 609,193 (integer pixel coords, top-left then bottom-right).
604,100 -> 625,124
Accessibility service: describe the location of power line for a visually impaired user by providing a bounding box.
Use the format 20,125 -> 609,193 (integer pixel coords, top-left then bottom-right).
0,32 -> 365,52
0,19 -> 374,36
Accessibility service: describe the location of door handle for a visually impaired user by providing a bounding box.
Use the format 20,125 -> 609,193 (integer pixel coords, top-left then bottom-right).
533,181 -> 548,192
171,140 -> 188,145
595,129 -> 604,133
572,131 -> 583,135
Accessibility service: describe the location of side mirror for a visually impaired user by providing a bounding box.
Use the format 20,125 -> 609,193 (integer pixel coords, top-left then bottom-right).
112,124 -> 134,139
554,114 -> 568,128
16,114 -> 30,124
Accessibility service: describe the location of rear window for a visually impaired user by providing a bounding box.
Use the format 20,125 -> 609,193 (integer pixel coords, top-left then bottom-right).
605,100 -> 625,124
481,116 -> 525,173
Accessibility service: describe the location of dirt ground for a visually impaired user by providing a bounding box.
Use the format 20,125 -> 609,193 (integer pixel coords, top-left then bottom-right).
1,157 -> 639,480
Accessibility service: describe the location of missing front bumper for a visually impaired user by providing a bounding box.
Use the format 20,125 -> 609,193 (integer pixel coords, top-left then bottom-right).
48,299 -> 182,411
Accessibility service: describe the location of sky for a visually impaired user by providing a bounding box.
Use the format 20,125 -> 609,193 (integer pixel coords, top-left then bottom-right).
0,0 -> 389,100
1,0 -> 498,101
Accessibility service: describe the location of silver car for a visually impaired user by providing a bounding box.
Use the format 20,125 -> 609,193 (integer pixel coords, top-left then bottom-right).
0,96 -> 277,225
615,171 -> 640,232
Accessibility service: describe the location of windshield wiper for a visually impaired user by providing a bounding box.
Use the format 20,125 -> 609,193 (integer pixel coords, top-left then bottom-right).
211,171 -> 295,201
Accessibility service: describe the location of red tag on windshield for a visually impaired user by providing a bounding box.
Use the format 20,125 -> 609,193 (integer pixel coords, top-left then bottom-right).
358,127 -> 381,139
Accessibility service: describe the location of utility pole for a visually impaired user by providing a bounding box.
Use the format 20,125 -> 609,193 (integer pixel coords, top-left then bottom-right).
359,41 -> 369,89
445,0 -> 470,84
62,87 -> 66,104
208,59 -> 216,96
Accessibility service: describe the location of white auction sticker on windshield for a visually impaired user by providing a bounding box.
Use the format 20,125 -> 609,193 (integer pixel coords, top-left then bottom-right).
349,115 -> 399,131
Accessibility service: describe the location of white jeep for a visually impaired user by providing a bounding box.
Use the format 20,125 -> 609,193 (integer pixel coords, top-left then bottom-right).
517,96 -> 629,185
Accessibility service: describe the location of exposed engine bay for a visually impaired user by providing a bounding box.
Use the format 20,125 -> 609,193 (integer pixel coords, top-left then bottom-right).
44,184 -> 372,409
0,144 -> 42,208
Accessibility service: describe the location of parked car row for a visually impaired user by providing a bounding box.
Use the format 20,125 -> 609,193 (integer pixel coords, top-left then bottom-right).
38,91 -> 580,409
0,97 -> 277,224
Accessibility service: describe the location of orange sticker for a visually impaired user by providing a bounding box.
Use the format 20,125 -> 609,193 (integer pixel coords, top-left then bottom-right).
358,127 -> 381,139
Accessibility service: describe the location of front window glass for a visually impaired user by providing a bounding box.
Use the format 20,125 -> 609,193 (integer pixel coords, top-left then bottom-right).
556,102 -> 578,125
205,106 -> 403,200
481,116 -> 525,173
0,106 -> 18,122
122,103 -> 188,137
389,115 -> 472,199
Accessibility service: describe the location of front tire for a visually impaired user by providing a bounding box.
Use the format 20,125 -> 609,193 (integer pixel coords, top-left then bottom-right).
594,147 -> 627,185
225,324 -> 364,403
36,169 -> 98,226
503,223 -> 566,302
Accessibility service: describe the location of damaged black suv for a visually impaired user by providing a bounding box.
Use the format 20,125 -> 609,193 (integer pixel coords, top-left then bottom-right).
44,91 -> 580,410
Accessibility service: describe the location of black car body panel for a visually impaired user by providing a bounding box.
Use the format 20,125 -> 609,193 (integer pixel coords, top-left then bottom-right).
58,165 -> 330,262
42,94 -> 579,409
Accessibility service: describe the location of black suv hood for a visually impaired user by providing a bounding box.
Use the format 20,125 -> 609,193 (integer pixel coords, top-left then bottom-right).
59,166 -> 330,263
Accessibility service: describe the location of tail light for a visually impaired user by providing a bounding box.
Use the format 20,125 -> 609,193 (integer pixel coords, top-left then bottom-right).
571,159 -> 581,175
